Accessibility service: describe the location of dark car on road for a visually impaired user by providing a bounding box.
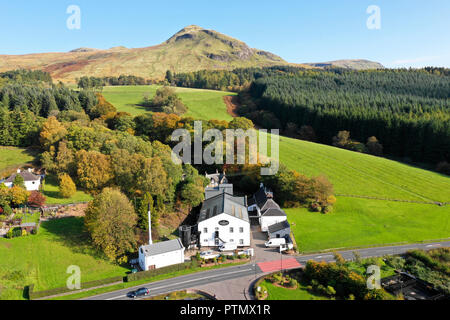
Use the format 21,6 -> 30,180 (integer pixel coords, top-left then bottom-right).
127,288 -> 150,299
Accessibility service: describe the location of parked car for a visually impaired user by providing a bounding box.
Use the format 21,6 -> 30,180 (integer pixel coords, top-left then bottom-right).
127,288 -> 150,299
218,243 -> 238,252
265,238 -> 286,248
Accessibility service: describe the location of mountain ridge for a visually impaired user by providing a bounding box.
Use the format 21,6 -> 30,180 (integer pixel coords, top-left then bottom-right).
0,26 -> 383,82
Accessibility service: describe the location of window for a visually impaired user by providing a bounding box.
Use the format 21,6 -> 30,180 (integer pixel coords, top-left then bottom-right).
203,228 -> 208,233
215,227 -> 219,231
239,239 -> 244,245
230,227 -> 234,233
239,227 -> 244,233
204,239 -> 208,243
230,239 -> 234,243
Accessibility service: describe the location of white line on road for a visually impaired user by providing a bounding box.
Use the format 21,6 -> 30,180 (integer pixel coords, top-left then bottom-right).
103,268 -> 254,300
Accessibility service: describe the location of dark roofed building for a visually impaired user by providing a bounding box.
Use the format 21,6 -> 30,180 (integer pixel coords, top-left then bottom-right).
247,184 -> 287,232
268,220 -> 291,239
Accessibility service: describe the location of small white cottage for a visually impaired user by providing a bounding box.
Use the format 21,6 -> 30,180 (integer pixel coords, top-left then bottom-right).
3,169 -> 41,191
138,238 -> 185,271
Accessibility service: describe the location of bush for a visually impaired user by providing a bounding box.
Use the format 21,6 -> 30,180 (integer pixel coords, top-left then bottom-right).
3,204 -> 12,215
58,174 -> 76,198
28,191 -> 46,207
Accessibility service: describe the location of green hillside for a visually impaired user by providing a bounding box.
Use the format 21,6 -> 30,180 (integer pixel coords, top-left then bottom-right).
275,135 -> 450,252
0,147 -> 36,178
102,85 -> 234,120
278,136 -> 450,202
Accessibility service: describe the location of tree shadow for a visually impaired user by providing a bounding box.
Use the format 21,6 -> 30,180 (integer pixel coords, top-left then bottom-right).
41,217 -> 106,260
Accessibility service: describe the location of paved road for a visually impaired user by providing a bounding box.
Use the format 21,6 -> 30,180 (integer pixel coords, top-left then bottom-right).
84,240 -> 450,300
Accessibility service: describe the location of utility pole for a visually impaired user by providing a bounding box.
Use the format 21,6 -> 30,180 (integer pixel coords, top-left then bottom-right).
280,246 -> 283,273
148,203 -> 152,245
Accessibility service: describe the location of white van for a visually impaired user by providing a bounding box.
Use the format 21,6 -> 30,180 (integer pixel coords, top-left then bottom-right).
265,238 -> 286,248
219,243 -> 238,252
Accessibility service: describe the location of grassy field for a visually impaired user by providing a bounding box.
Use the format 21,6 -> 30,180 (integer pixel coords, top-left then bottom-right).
261,280 -> 329,300
102,85 -> 234,120
42,175 -> 92,205
0,217 -> 128,300
278,135 -> 450,202
0,147 -> 36,179
287,200 -> 450,253
274,135 -> 450,252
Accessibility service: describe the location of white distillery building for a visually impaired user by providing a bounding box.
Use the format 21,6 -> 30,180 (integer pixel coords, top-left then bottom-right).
3,169 -> 41,191
138,238 -> 185,271
197,192 -> 250,247
248,184 -> 287,232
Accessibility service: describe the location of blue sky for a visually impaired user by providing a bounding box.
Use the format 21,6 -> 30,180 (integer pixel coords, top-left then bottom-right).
0,0 -> 449,67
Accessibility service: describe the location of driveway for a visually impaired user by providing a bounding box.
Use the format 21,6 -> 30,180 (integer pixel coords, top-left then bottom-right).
251,225 -> 294,262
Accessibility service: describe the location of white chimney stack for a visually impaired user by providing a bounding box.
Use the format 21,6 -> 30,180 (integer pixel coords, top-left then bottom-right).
148,204 -> 153,245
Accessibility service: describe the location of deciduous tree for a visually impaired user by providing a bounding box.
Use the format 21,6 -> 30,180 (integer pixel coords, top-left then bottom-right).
84,188 -> 137,261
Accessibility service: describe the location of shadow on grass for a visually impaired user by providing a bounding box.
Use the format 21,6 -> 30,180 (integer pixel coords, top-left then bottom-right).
41,217 -> 105,259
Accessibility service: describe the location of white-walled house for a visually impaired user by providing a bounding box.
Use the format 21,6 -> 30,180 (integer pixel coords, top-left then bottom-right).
197,192 -> 250,247
138,238 -> 185,271
268,220 -> 291,239
3,169 -> 41,191
248,184 -> 288,232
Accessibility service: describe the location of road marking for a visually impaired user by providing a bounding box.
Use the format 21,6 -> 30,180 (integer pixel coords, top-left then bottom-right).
426,244 -> 441,248
316,255 -> 332,259
102,268 -> 253,300
106,295 -> 125,300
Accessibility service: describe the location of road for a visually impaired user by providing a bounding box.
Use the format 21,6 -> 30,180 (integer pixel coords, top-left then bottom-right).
84,240 -> 450,300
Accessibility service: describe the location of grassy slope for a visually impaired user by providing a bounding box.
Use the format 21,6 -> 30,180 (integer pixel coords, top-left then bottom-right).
102,85 -> 234,120
276,135 -> 450,252
0,218 -> 128,300
42,175 -> 92,205
278,135 -> 450,202
0,147 -> 36,178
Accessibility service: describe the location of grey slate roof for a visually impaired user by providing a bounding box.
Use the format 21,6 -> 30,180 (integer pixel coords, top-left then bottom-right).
262,208 -> 287,217
198,192 -> 249,223
250,185 -> 274,209
205,184 -> 234,200
260,199 -> 280,213
268,220 -> 290,234
140,238 -> 184,257
5,171 -> 40,183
